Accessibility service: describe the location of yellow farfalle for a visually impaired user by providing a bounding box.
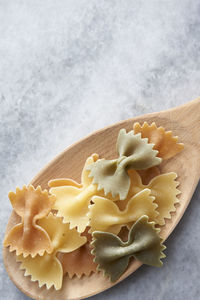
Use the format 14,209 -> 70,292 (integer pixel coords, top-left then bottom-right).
127,170 -> 180,225
16,213 -> 86,290
133,122 -> 184,159
3,185 -> 55,257
49,154 -> 105,233
88,189 -> 158,234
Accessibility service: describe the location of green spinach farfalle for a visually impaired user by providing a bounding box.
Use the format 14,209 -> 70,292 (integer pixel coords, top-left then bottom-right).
91,215 -> 165,282
87,129 -> 162,200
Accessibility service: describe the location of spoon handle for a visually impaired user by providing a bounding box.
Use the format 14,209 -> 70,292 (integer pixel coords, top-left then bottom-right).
167,98 -> 200,144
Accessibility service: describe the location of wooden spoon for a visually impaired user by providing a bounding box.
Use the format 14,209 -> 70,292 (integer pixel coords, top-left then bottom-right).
3,98 -> 200,300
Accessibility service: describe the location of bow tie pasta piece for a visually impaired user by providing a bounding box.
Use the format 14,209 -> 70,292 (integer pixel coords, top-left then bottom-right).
88,189 -> 158,234
117,129 -> 161,169
3,185 -> 55,257
58,228 -> 98,278
127,170 -> 180,225
16,213 -> 86,290
49,154 -> 105,233
133,122 -> 184,159
87,129 -> 162,200
16,252 -> 63,290
91,215 -> 166,282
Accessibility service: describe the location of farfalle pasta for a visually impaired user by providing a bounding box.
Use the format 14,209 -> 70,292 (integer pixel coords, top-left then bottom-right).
127,170 -> 180,225
87,129 -> 162,200
88,189 -> 158,234
4,185 -> 55,257
3,122 -> 184,290
49,154 -> 105,233
91,215 -> 166,282
16,213 -> 86,290
133,122 -> 184,159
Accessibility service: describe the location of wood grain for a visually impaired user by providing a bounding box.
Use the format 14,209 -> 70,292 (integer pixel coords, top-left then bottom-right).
3,98 -> 200,300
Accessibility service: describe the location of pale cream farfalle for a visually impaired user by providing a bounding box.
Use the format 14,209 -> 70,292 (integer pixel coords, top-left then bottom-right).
88,189 -> 158,234
49,154 -> 105,233
120,170 -> 180,225
16,213 -> 86,290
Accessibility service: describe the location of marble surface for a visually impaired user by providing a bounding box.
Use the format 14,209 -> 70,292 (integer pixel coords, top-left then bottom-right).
1,1 -> 200,299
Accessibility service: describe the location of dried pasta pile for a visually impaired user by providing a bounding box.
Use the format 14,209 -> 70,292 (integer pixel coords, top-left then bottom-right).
3,122 -> 184,290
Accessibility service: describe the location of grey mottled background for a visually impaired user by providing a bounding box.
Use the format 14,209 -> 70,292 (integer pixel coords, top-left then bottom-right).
1,1 -> 200,299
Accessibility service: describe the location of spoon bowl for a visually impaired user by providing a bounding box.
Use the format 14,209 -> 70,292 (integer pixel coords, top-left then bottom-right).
3,99 -> 200,300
